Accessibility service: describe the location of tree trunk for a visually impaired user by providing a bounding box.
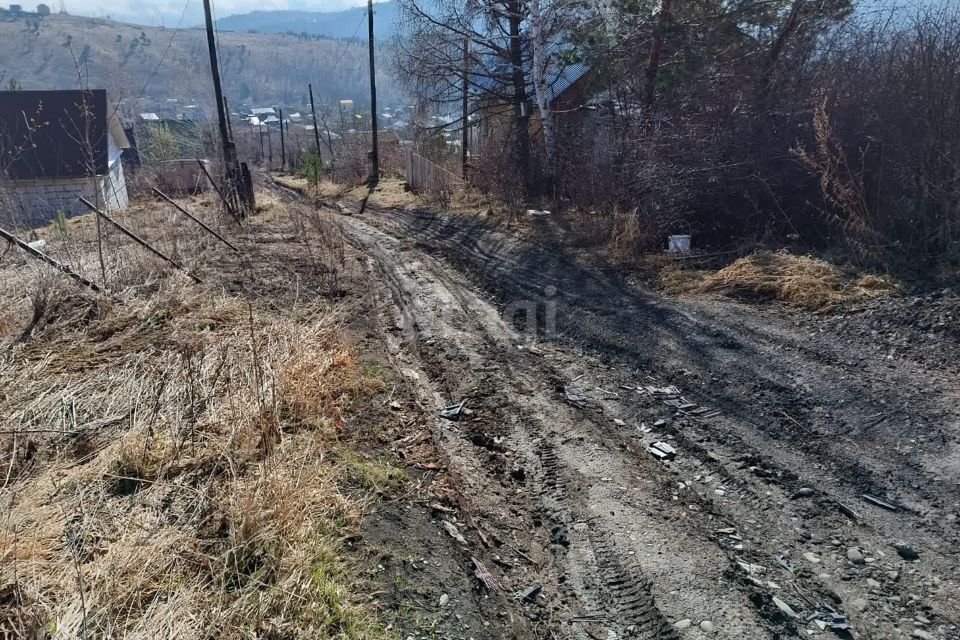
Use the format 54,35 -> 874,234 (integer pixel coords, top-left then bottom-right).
529,0 -> 557,184
756,0 -> 805,172
508,0 -> 531,195
643,0 -> 672,120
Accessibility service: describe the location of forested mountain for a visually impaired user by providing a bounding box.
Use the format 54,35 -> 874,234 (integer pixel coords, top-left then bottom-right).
0,12 -> 402,114
216,2 -> 398,39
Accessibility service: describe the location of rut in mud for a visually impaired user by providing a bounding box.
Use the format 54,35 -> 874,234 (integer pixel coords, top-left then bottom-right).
324,193 -> 959,639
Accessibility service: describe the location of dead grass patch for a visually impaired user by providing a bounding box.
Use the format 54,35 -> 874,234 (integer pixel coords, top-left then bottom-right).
660,250 -> 898,311
0,194 -> 401,640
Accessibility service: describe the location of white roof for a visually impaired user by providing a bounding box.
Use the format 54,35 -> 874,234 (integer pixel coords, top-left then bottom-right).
262,115 -> 280,123
251,107 -> 275,115
139,112 -> 160,121
248,116 -> 262,126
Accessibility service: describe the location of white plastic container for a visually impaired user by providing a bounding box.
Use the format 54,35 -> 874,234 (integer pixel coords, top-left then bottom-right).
668,234 -> 691,253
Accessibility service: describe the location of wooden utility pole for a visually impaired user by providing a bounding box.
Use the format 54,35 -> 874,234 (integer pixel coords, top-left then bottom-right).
367,0 -> 379,184
461,37 -> 469,179
201,0 -> 252,215
266,121 -> 273,168
202,0 -> 235,169
308,84 -> 323,163
278,107 -> 286,170
224,96 -> 234,141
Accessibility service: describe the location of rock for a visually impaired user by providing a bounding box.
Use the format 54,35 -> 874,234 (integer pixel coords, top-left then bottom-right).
550,524 -> 569,547
896,543 -> 920,561
803,552 -> 821,564
441,520 -> 467,545
517,585 -> 542,603
847,548 -> 866,564
439,593 -> 449,606
699,620 -> 715,633
772,596 -> 798,618
866,578 -> 881,589
792,487 -> 815,498
911,630 -> 934,640
673,619 -> 692,630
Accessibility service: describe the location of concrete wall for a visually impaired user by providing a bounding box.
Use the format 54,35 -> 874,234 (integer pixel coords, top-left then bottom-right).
2,176 -> 98,226
2,169 -> 127,227
151,159 -> 211,195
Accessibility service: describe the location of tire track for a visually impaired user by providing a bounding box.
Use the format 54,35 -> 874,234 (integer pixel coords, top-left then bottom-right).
337,213 -> 775,639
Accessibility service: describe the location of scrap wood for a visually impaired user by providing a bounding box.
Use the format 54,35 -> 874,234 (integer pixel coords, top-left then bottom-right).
0,225 -> 102,292
836,501 -> 860,521
862,494 -> 899,511
152,186 -> 240,252
428,501 -> 456,514
440,399 -> 465,420
79,198 -> 202,284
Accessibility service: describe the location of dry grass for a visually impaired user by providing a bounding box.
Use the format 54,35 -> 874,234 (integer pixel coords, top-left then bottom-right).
0,194 -> 402,639
659,250 -> 898,311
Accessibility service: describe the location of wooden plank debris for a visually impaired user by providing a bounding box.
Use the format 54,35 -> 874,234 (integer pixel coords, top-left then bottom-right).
862,494 -> 899,511
79,198 -> 202,284
0,225 -> 102,292
151,187 -> 240,252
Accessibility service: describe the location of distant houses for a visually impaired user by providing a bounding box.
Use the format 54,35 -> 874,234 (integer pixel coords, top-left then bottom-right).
3,3 -> 53,15
0,89 -> 131,225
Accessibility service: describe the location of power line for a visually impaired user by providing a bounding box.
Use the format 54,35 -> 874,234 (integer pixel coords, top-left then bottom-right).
136,0 -> 191,101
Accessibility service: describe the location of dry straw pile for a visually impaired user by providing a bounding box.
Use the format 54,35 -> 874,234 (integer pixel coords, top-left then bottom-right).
660,250 -> 897,311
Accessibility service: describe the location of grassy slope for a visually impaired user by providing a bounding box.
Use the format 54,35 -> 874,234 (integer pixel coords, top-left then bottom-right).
0,191 -> 407,638
0,12 -> 400,109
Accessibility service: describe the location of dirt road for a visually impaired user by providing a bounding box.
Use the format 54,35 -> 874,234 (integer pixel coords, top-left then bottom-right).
335,197 -> 959,639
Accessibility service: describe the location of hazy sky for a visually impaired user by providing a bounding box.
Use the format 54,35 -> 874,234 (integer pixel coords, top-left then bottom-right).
58,0 -> 368,26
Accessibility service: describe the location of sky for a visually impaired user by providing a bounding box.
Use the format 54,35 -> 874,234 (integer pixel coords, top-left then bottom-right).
58,0 -> 369,27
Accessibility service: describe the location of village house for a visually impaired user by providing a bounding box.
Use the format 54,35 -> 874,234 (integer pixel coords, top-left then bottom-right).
0,89 -> 131,225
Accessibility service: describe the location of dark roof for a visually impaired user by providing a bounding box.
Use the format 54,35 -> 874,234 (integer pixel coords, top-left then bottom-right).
0,89 -> 112,179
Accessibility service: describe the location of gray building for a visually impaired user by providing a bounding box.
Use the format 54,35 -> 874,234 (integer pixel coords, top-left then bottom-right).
0,89 -> 131,225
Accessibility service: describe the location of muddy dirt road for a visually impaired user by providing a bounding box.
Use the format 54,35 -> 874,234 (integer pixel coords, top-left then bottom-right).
335,198 -> 959,639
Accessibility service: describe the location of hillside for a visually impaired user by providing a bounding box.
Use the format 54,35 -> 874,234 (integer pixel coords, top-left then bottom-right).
216,2 -> 398,39
0,12 -> 402,113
